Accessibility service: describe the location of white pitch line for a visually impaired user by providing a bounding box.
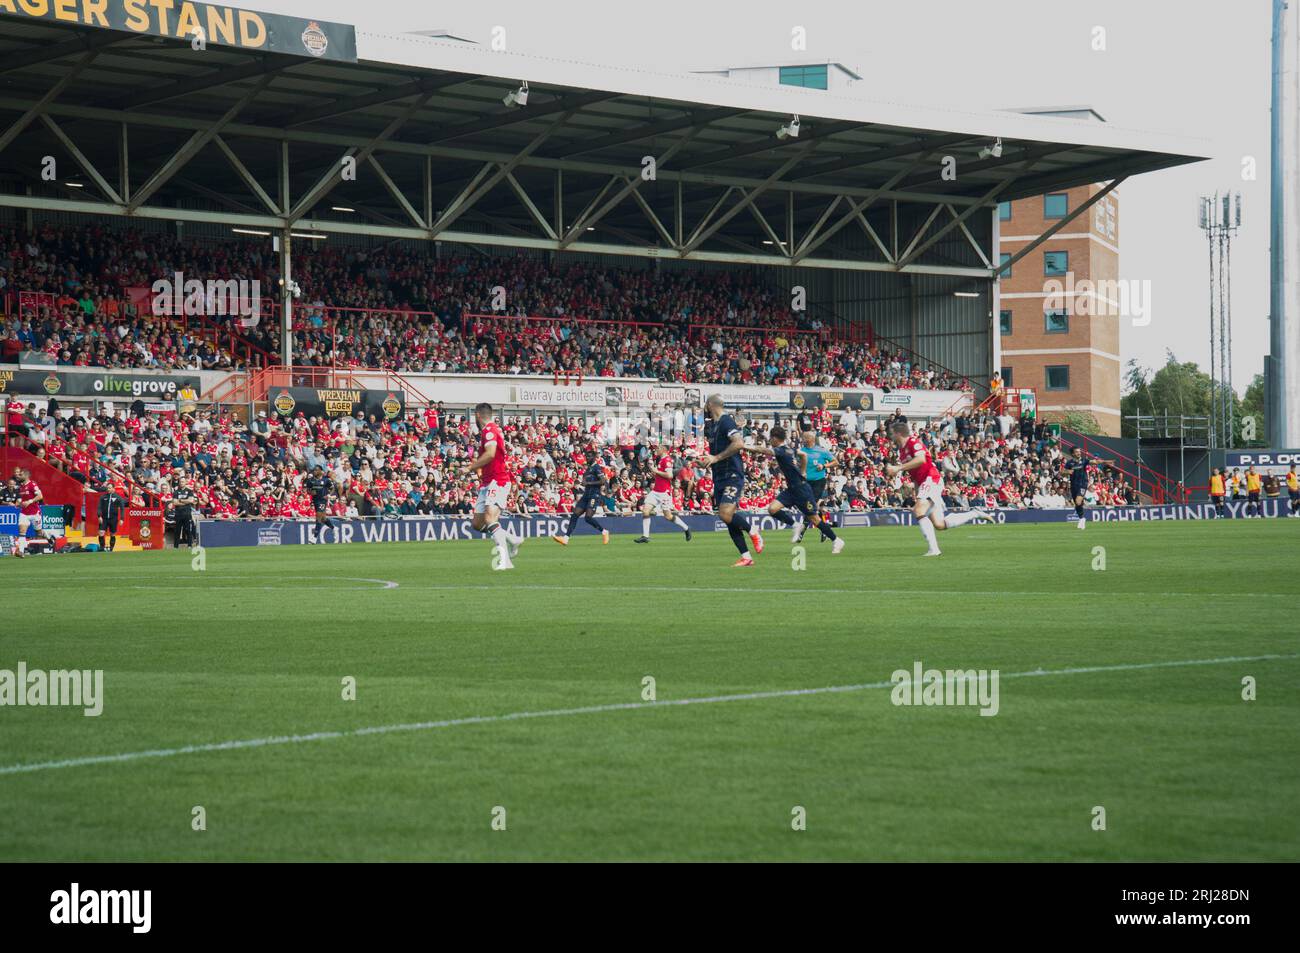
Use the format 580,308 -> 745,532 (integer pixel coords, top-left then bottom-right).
1,653 -> 1294,778
420,584 -> 1298,599
5,576 -> 400,592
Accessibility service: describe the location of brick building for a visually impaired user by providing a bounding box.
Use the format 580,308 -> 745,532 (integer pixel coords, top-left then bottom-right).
996,110 -> 1122,435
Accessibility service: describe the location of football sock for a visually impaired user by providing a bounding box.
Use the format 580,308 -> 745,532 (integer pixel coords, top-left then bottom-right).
671,516 -> 690,531
772,510 -> 796,526
488,523 -> 511,550
919,518 -> 938,551
945,511 -> 979,528
1075,502 -> 1085,519
564,512 -> 581,536
817,521 -> 837,541
642,517 -> 651,536
732,512 -> 752,534
726,521 -> 749,554
584,514 -> 604,532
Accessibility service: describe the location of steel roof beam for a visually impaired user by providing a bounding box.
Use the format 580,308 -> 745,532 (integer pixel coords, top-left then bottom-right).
0,191 -> 991,276
0,30 -> 130,75
107,55 -> 299,110
427,90 -> 618,144
0,95 -> 985,205
550,106 -> 746,158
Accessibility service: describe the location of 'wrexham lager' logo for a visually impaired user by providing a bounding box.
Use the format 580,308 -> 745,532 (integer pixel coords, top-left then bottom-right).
42,373 -> 62,395
273,391 -> 296,417
381,393 -> 401,420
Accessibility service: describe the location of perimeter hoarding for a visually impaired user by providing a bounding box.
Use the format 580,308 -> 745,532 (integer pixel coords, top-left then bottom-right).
0,0 -> 358,62
268,387 -> 405,421
196,501 -> 1283,547
0,368 -> 202,400
1225,449 -> 1300,477
789,389 -> 873,412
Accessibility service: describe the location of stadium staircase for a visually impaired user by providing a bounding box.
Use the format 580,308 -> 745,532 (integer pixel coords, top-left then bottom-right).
1058,430 -> 1187,504
178,310 -> 274,368
1,438 -> 156,547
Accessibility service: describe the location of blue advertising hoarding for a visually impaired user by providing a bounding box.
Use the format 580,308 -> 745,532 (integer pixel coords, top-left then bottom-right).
196,501 -> 1290,548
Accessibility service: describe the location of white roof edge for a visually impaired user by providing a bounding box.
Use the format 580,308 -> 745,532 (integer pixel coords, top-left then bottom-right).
354,31 -> 1211,159
1005,105 -> 1107,122
687,60 -> 864,81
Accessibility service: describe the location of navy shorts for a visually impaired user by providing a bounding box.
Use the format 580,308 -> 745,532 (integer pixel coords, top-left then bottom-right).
778,486 -> 818,517
1071,478 -> 1087,498
712,475 -> 744,508
575,489 -> 603,512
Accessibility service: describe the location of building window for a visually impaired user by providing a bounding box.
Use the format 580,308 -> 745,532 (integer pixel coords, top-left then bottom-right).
999,252 -> 1012,278
999,310 -> 1013,334
998,201 -> 1012,221
1044,250 -> 1069,276
1000,367 -> 1013,388
1044,193 -> 1068,219
1045,310 -> 1070,333
1045,365 -> 1070,391
779,65 -> 828,89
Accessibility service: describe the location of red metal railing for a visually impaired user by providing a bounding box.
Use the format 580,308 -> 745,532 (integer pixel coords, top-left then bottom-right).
1058,430 -> 1188,504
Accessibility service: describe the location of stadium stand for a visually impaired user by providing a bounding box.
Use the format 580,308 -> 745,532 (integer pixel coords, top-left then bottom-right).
3,400 -> 1134,538
1,225 -> 972,391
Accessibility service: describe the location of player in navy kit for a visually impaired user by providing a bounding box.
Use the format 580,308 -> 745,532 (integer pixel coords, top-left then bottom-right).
700,394 -> 763,566
1063,445 -> 1113,530
743,426 -> 844,553
554,447 -> 611,545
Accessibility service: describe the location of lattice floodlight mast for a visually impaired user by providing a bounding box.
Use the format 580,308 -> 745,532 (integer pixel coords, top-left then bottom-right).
1197,191 -> 1241,448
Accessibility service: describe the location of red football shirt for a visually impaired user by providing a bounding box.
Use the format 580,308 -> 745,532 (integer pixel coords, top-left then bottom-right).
652,455 -> 673,493
478,422 -> 511,487
900,435 -> 940,486
19,480 -> 42,515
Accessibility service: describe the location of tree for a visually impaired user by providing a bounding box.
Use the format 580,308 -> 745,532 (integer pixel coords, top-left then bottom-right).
1119,351 -> 1239,440
1236,374 -> 1266,445
1058,410 -> 1103,435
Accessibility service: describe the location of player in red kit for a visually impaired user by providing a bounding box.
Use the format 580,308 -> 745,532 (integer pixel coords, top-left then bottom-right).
884,420 -> 992,556
466,403 -> 523,570
633,443 -> 693,543
12,467 -> 45,558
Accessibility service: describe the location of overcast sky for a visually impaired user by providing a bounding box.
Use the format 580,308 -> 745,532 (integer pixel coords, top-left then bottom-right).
231,0 -> 1273,392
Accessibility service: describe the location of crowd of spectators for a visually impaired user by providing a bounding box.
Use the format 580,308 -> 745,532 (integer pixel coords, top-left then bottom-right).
2,223 -> 971,391
5,396 -> 1133,534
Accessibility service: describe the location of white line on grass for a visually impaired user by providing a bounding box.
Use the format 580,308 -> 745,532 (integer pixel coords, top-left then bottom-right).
1,653 -> 1294,777
5,576 -> 400,592
419,584 -> 1298,599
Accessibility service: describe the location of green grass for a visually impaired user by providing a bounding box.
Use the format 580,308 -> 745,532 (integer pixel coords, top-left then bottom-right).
1,519 -> 1297,861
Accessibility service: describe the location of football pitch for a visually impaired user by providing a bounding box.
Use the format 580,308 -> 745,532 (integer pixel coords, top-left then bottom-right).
1,519 -> 1297,862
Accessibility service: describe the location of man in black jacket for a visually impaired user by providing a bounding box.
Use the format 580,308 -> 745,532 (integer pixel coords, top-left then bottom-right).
173,480 -> 198,548
97,484 -> 127,552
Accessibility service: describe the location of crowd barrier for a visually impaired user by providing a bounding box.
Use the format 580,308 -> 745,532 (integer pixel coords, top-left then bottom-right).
193,501 -> 1294,548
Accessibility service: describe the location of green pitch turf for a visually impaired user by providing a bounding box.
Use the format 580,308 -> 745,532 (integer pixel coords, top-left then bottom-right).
1,519 -> 1297,862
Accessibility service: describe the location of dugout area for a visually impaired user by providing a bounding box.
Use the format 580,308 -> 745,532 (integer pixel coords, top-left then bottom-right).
0,3 -> 1206,386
